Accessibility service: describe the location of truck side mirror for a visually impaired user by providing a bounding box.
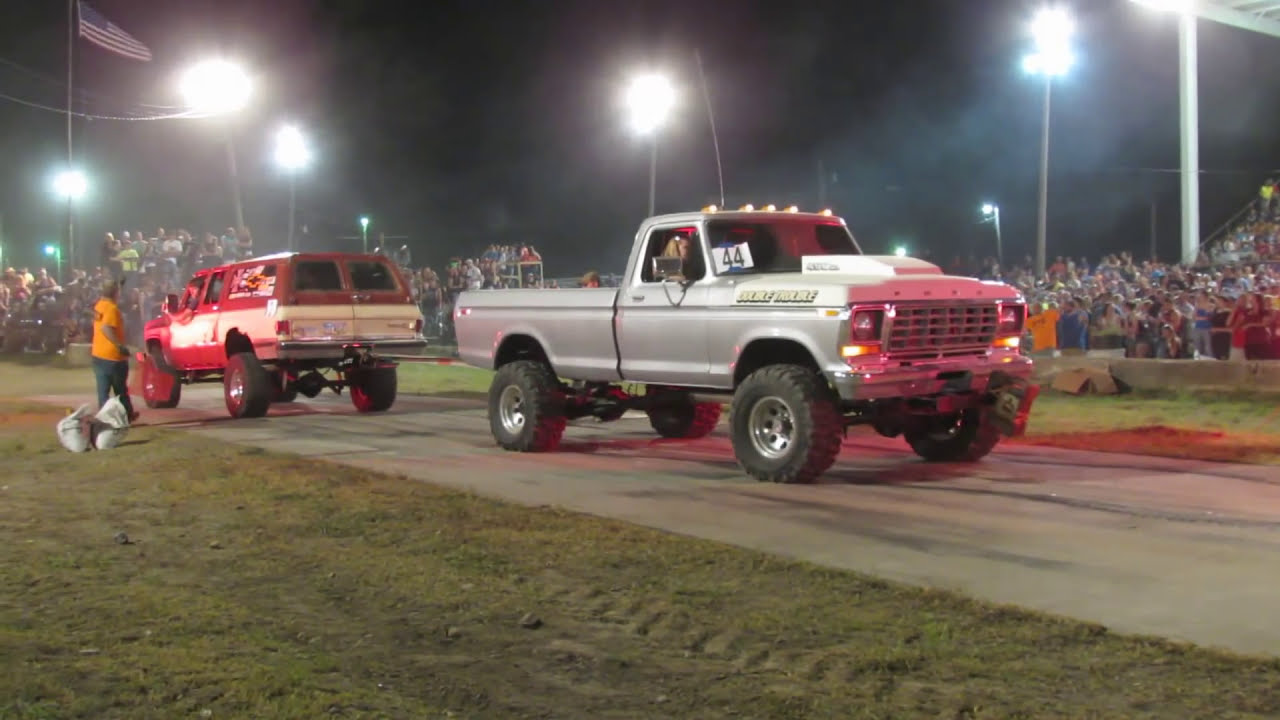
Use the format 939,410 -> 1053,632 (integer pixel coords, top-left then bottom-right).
651,256 -> 683,281
165,294 -> 180,314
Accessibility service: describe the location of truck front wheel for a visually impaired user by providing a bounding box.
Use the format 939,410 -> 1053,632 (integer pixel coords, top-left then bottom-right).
141,346 -> 182,409
348,366 -> 397,412
647,392 -> 722,439
902,409 -> 999,462
224,352 -> 272,419
730,365 -> 843,484
489,360 -> 566,452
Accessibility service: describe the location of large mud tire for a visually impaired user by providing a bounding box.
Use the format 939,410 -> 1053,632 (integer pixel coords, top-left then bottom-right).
489,360 -> 567,452
903,408 -> 1000,462
729,365 -> 843,484
647,392 -> 722,439
224,352 -> 272,419
349,366 -> 397,412
141,346 -> 181,409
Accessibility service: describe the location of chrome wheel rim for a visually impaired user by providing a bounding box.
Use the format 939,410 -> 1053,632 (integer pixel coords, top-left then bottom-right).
228,368 -> 245,406
748,396 -> 795,460
498,385 -> 525,434
927,414 -> 963,441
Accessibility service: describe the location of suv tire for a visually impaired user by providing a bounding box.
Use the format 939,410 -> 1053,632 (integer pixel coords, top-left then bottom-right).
730,365 -> 842,484
141,346 -> 182,409
903,408 -> 999,462
489,360 -> 566,452
224,352 -> 272,419
349,366 -> 397,412
647,391 -> 722,439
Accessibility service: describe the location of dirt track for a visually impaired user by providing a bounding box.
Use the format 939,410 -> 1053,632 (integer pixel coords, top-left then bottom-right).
38,387 -> 1280,656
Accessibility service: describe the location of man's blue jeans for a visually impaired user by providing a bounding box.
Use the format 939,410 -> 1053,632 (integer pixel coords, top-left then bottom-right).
92,357 -> 135,416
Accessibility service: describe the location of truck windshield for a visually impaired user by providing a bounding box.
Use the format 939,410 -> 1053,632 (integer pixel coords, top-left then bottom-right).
705,220 -> 861,275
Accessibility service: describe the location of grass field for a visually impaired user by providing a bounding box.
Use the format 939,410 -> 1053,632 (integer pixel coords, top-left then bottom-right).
2,401 -> 1279,719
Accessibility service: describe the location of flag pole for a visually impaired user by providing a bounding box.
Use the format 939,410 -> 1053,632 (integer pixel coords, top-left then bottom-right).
66,0 -> 76,277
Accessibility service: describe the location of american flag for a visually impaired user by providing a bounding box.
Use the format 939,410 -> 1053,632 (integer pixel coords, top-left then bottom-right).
78,2 -> 152,62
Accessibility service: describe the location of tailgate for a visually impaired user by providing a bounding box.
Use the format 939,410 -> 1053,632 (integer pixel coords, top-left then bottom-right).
282,257 -> 356,342
344,258 -> 420,342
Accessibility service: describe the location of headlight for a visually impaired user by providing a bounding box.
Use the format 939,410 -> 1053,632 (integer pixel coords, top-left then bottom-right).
998,304 -> 1024,335
851,310 -> 882,341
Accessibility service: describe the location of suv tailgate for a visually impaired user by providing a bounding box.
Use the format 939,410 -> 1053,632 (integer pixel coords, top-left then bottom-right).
345,258 -> 420,343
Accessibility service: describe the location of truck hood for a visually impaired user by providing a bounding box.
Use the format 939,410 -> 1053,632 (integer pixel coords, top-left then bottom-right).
729,255 -> 1022,306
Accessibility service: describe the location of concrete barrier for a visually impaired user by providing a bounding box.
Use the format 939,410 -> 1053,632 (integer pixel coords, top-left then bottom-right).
1032,355 -> 1280,392
63,343 -> 93,368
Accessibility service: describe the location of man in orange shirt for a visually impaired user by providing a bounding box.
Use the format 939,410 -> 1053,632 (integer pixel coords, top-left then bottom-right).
92,280 -> 138,422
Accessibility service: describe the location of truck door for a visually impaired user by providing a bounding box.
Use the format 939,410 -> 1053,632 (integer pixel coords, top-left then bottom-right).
614,224 -> 711,385
165,274 -> 208,369
188,269 -> 226,368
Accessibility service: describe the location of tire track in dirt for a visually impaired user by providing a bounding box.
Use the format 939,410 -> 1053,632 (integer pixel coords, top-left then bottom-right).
534,571 -> 859,686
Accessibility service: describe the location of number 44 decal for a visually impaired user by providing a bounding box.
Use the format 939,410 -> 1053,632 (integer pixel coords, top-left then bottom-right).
713,242 -> 755,273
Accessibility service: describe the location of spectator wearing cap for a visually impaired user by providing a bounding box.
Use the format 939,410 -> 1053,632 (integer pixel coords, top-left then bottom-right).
91,280 -> 138,422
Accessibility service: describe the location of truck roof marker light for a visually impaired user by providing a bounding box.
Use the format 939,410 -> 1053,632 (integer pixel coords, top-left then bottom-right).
785,205 -> 799,213
820,208 -> 834,216
740,204 -> 754,211
763,204 -> 777,211
703,204 -> 718,212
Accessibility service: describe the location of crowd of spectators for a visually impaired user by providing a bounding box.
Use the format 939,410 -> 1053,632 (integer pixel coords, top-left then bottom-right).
1,226 -> 256,352
960,252 -> 1280,361
1209,178 -> 1280,264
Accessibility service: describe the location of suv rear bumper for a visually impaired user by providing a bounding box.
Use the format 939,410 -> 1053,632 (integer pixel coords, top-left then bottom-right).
276,338 -> 429,361
827,353 -> 1034,402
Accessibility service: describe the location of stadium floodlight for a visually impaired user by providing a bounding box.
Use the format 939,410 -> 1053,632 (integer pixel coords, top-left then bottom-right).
179,59 -> 252,113
1023,7 -> 1076,276
624,73 -> 677,216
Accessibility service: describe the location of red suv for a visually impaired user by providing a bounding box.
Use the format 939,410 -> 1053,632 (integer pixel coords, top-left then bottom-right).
139,252 -> 426,418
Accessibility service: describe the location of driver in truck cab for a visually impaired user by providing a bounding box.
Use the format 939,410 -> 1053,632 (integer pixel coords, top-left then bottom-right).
659,233 -> 702,281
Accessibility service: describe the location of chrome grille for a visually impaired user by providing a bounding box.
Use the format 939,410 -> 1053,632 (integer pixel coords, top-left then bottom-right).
887,303 -> 998,357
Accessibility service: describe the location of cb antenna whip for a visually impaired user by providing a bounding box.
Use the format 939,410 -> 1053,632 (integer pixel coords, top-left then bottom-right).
695,49 -> 726,208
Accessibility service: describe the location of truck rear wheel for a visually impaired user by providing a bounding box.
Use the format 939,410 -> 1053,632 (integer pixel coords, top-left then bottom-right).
730,365 -> 843,484
224,352 -> 272,419
489,360 -> 566,452
903,409 -> 999,462
141,346 -> 181,409
349,366 -> 397,412
647,392 -> 722,439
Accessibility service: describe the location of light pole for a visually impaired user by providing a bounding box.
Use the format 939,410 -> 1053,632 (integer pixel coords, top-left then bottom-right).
1022,7 -> 1075,277
624,74 -> 676,217
43,244 -> 62,281
273,125 -> 311,252
981,202 -> 1003,263
179,59 -> 252,233
51,169 -> 86,278
359,216 -> 370,254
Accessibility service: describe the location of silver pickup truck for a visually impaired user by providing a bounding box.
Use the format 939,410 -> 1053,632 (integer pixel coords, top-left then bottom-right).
455,207 -> 1039,483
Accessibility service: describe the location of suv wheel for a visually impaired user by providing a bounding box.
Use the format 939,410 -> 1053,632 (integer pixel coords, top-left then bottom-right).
902,409 -> 999,462
489,360 -> 566,452
348,366 -> 397,412
141,346 -> 182,409
647,391 -> 722,439
730,365 -> 843,484
224,352 -> 272,419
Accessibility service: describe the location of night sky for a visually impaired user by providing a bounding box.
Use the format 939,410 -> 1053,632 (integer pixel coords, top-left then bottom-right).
2,0 -> 1280,274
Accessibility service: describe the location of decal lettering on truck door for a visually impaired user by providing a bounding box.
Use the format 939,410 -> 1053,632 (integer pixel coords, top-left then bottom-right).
734,289 -> 820,304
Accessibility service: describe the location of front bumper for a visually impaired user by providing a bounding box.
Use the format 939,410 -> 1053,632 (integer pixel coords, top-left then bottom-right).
829,353 -> 1039,437
275,338 -> 428,361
